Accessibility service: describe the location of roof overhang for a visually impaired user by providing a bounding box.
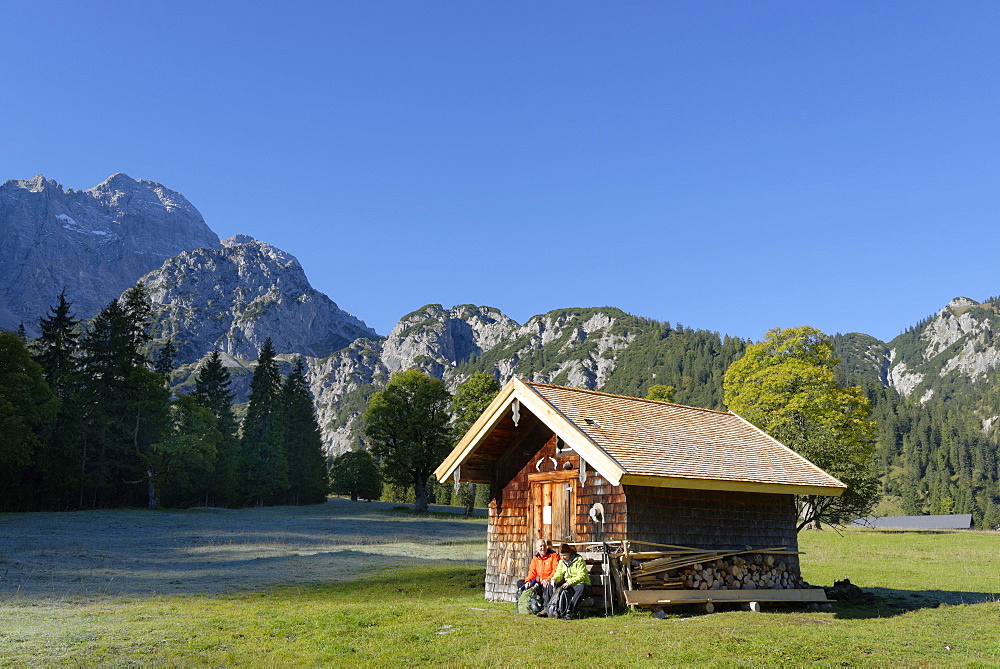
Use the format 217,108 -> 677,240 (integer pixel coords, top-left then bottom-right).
434,377 -> 627,485
618,474 -> 846,497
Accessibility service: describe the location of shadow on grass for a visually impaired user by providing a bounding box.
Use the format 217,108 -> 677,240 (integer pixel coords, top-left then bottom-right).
378,505 -> 488,519
302,563 -> 488,599
830,586 -> 999,619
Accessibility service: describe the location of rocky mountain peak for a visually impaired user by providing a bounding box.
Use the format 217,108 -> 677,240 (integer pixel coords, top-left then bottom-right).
223,233 -> 257,247
85,173 -> 202,219
4,174 -> 59,193
883,296 -> 1000,400
0,173 -> 220,333
942,296 -> 979,313
142,238 -> 377,364
381,304 -> 519,377
221,234 -> 298,270
923,297 -> 987,360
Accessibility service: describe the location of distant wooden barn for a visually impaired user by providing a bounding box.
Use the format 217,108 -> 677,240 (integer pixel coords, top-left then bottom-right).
852,514 -> 974,530
434,379 -> 847,609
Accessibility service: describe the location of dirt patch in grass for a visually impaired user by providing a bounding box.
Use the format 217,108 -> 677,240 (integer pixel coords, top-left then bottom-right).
0,498 -> 487,602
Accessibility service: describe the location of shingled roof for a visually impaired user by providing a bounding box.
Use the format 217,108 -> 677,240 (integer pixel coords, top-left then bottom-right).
434,378 -> 847,497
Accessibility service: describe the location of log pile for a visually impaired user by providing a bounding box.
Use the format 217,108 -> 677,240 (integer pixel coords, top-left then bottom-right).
624,542 -> 807,592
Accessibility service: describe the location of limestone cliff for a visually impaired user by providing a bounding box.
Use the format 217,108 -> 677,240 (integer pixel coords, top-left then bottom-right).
141,235 -> 378,364
0,174 -> 220,332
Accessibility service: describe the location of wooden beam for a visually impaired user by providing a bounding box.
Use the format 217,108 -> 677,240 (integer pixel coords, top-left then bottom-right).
456,467 -> 492,484
624,588 -> 829,606
434,380 -> 517,481
512,379 -> 626,485
494,411 -> 544,469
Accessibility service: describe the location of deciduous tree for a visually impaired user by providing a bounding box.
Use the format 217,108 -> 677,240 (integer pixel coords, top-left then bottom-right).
363,369 -> 452,512
646,384 -> 676,403
723,326 -> 880,530
0,332 -> 56,509
145,394 -> 220,508
329,449 -> 382,501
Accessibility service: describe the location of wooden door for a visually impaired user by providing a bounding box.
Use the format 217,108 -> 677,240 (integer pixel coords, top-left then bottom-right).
528,472 -> 577,545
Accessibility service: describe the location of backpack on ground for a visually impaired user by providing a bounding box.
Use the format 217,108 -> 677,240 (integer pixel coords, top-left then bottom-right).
547,586 -> 573,619
516,585 -> 542,614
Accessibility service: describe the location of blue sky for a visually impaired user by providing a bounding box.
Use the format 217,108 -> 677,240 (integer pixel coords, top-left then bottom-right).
4,2 -> 999,341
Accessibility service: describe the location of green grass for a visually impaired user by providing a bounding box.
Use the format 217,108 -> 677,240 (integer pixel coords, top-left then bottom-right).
2,529 -> 999,665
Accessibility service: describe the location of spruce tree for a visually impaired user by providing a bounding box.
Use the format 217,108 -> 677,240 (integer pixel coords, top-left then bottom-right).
194,350 -> 240,506
34,290 -> 80,396
240,338 -> 287,505
79,293 -> 168,508
79,299 -> 133,506
31,290 -> 85,509
153,338 -> 177,379
281,357 -> 328,505
120,283 -> 153,368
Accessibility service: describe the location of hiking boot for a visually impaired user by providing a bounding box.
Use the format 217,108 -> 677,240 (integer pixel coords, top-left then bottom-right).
561,614 -> 573,620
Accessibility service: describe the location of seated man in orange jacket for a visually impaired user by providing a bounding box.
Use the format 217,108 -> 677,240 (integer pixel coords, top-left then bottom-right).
517,539 -> 560,613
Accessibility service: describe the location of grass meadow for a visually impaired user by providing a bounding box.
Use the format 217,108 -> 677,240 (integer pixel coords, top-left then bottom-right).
1,505 -> 998,666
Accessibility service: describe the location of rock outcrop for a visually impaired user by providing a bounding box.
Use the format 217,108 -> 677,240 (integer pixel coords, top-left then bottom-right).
308,305 -> 645,453
141,235 -> 378,364
0,174 -> 221,332
838,297 -> 1000,403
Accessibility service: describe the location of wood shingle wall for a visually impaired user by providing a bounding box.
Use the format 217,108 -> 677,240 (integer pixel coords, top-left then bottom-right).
623,486 -> 800,570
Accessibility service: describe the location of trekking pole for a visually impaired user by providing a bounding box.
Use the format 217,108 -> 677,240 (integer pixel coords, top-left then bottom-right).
603,543 -> 611,616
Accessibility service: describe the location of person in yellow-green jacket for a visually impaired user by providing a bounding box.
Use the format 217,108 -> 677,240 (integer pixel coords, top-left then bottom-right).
547,543 -> 589,619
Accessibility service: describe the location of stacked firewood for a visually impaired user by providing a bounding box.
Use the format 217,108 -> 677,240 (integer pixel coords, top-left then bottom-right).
678,555 -> 805,590
625,543 -> 806,591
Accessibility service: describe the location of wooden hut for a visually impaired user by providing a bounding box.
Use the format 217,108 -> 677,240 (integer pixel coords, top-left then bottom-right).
433,378 -> 847,610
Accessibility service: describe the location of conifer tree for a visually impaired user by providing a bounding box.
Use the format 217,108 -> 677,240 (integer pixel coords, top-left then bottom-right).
31,289 -> 85,509
79,299 -> 134,506
281,357 -> 328,505
194,350 -> 240,506
120,283 -> 153,368
153,338 -> 177,379
240,338 -> 287,505
79,293 -> 168,508
34,290 -> 80,395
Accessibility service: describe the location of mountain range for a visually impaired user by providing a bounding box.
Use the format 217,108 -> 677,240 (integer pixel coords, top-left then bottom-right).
3,173 -> 999,523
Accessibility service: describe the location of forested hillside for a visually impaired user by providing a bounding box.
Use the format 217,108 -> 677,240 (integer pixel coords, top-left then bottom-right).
0,288 -> 328,512
833,296 -> 1000,529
